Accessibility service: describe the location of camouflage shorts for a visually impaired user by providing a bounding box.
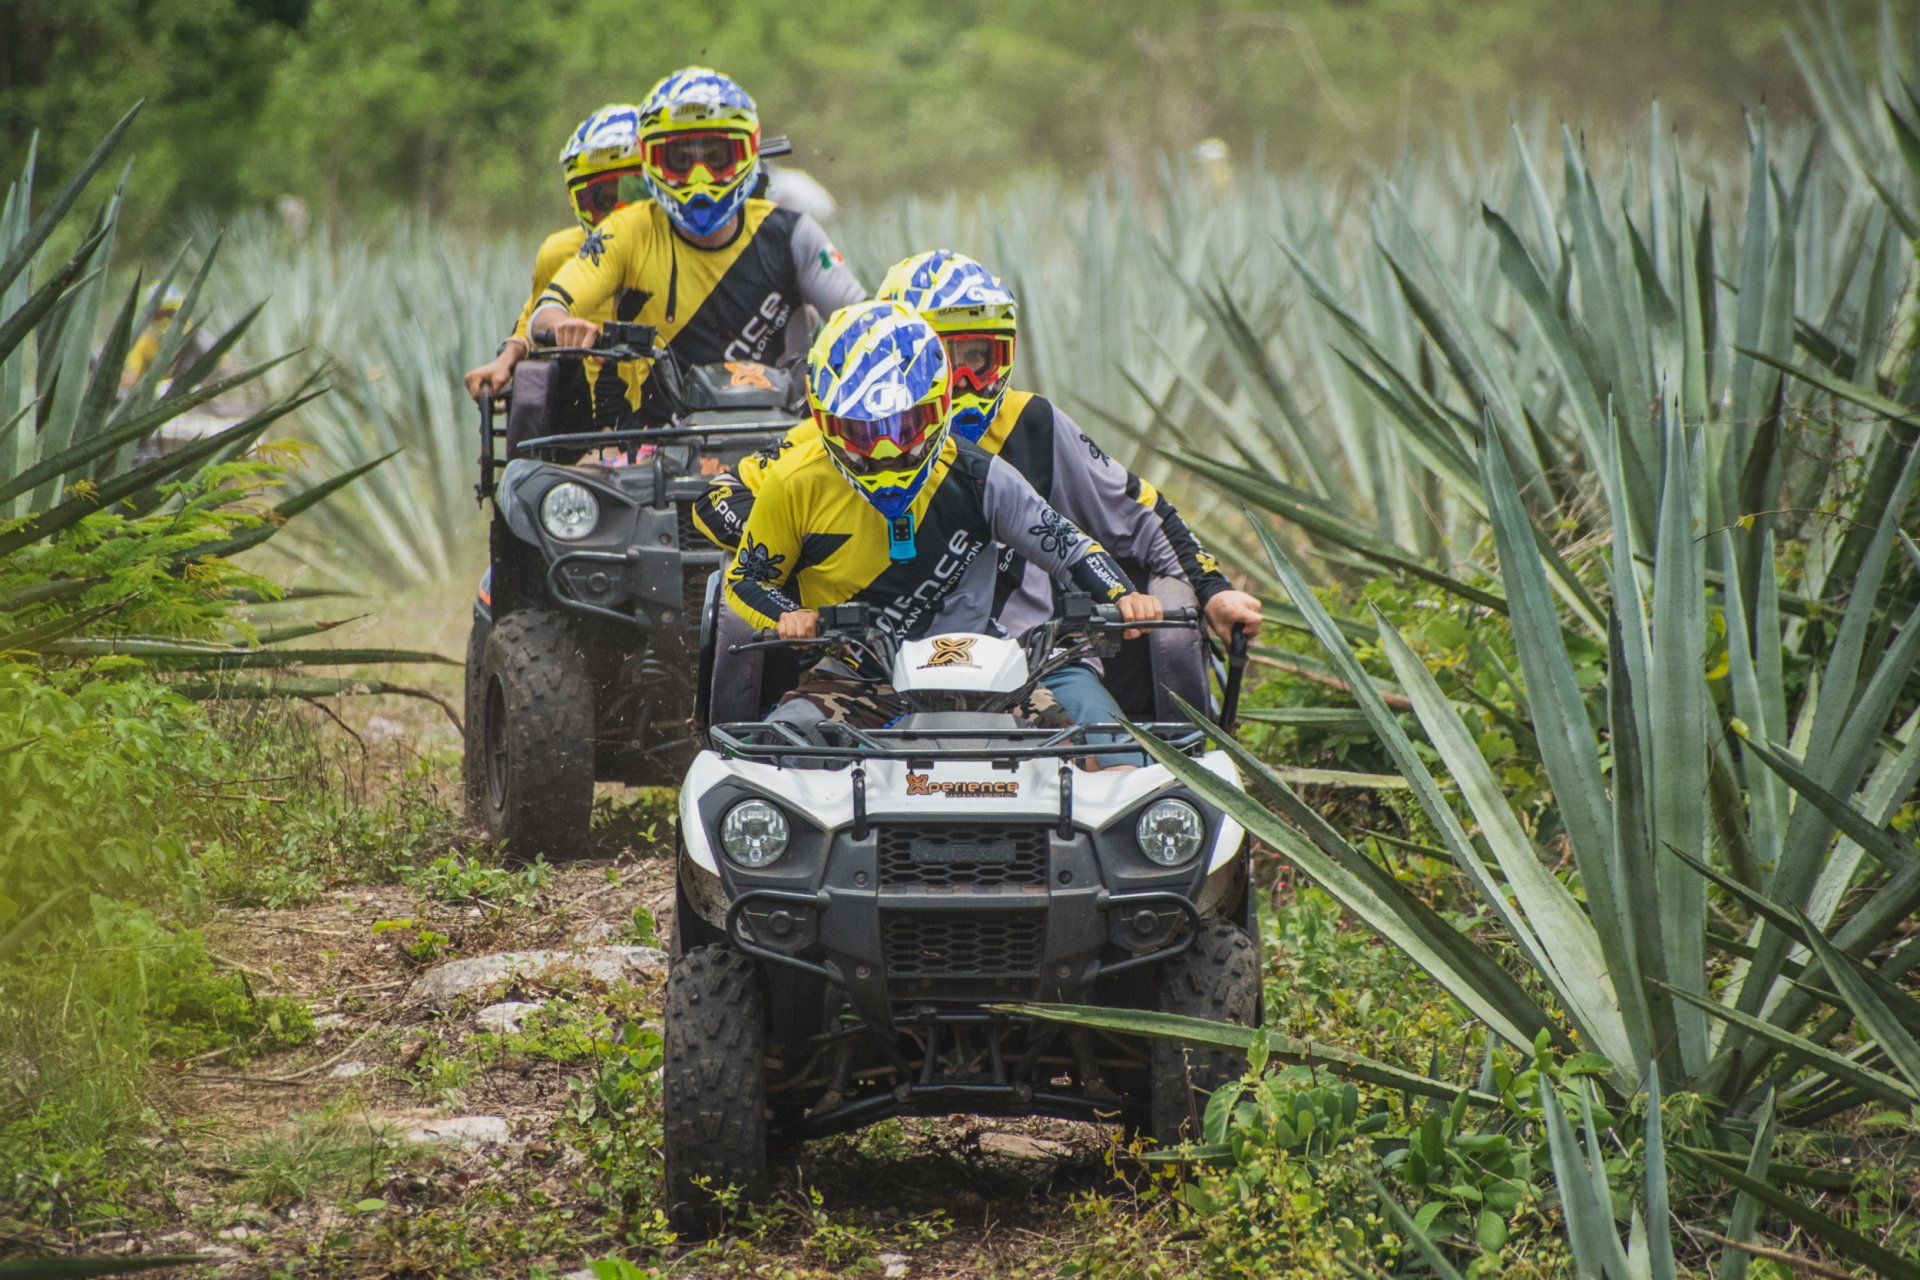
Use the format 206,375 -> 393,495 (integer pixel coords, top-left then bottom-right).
774,670 -> 905,730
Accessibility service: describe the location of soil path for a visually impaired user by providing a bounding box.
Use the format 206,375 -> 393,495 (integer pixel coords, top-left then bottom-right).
127,849 -> 1121,1278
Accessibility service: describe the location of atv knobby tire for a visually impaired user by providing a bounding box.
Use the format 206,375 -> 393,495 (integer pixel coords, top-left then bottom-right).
474,609 -> 594,861
461,621 -> 488,824
663,945 -> 771,1236
1150,919 -> 1258,1145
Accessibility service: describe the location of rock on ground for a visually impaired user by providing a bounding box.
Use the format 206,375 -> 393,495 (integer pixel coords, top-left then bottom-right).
407,947 -> 666,1005
401,1115 -> 512,1149
473,1000 -> 546,1033
978,1132 -> 1073,1161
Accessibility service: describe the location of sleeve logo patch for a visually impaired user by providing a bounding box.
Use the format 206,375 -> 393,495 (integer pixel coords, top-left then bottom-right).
819,247 -> 844,272
579,228 -> 612,266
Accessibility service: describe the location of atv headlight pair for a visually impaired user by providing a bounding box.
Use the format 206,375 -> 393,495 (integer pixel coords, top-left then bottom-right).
540,481 -> 600,540
1136,798 -> 1205,867
720,798 -> 790,869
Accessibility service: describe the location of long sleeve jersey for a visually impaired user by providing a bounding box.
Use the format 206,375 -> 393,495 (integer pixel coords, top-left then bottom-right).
530,198 -> 865,415
723,434 -> 1134,641
697,392 -> 1228,633
982,391 -> 1230,639
508,225 -> 642,427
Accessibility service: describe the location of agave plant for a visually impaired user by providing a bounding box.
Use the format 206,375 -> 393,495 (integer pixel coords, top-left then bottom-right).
1021,15 -> 1920,1273
0,106 -> 444,691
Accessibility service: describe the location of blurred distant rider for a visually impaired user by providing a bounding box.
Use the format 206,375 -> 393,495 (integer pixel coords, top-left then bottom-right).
526,67 -> 865,421
463,103 -> 651,424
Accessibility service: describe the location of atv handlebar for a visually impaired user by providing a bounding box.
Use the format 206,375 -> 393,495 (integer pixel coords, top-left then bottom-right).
528,320 -> 665,365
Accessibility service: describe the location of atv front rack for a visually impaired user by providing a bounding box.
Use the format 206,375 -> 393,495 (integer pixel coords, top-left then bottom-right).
707,718 -> 1210,764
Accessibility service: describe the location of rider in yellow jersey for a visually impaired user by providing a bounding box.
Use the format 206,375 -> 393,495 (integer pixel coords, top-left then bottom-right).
527,68 -> 864,420
725,302 -> 1162,737
463,104 -> 652,422
697,252 -> 1262,644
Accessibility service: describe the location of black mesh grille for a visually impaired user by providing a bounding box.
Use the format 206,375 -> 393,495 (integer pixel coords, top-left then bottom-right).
877,825 -> 1049,888
675,501 -> 702,550
883,912 -> 1045,979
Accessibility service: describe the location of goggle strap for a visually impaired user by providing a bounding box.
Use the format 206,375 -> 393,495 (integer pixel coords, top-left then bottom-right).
887,513 -> 916,562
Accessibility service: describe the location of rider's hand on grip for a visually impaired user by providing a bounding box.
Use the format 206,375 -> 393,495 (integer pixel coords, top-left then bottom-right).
776,609 -> 820,640
1204,589 -> 1264,642
1115,591 -> 1163,640
539,317 -> 601,349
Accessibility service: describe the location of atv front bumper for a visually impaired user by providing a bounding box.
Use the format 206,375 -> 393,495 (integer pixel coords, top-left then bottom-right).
708,821 -> 1219,1025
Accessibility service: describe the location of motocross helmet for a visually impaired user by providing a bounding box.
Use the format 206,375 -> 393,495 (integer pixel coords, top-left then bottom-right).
559,104 -> 647,229
875,250 -> 1016,443
637,68 -> 761,238
807,301 -> 953,560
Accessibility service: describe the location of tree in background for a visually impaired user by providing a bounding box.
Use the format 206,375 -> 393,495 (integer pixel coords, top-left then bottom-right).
0,0 -> 1894,237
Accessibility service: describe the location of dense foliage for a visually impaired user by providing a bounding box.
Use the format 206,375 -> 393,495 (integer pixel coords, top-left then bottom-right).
0,0 -> 1894,238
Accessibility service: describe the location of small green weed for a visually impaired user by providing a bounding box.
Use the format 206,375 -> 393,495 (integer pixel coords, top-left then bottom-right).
401,852 -> 549,909
225,1110 -> 401,1209
565,1021 -> 667,1236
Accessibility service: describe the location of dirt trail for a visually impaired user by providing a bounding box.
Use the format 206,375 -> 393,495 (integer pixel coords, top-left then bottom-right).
129,847 -> 1118,1278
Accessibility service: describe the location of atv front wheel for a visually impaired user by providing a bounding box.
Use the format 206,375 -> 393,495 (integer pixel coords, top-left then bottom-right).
663,945 -> 772,1236
1150,919 -> 1258,1145
473,609 -> 594,860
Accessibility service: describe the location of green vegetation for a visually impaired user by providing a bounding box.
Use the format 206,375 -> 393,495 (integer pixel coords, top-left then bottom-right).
4,2 -> 1920,1276
0,106 -> 452,1243
2,1 -> 1888,238
1027,6 -> 1920,1275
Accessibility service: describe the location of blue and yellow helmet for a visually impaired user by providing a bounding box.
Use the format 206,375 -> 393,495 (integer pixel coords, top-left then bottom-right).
875,250 -> 1017,442
637,68 -> 761,238
807,302 -> 953,540
559,104 -> 646,228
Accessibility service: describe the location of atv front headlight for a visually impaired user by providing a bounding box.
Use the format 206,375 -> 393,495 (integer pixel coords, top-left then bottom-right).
720,798 -> 790,869
540,481 -> 599,540
1136,798 -> 1204,867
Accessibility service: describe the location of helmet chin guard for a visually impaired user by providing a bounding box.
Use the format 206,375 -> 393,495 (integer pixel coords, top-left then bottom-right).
807,301 -> 955,537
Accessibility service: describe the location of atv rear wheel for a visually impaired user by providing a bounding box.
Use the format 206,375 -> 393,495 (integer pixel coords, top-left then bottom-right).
1150,919 -> 1258,1145
461,619 -> 488,824
663,945 -> 771,1237
473,609 -> 594,861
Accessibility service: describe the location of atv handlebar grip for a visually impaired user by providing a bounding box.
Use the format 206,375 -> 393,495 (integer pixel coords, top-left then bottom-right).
531,329 -> 555,346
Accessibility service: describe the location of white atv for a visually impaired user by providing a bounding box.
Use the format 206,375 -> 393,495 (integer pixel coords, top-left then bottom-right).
664,594 -> 1260,1234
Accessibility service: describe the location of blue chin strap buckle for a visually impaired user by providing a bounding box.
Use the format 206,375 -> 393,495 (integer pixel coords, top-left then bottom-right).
886,512 -> 916,562
949,409 -> 989,443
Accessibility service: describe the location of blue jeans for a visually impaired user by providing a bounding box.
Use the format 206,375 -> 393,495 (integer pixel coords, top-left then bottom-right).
1041,663 -> 1145,766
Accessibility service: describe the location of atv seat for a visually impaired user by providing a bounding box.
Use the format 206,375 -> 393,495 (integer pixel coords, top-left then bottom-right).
699,572 -> 806,725
1099,575 -> 1214,720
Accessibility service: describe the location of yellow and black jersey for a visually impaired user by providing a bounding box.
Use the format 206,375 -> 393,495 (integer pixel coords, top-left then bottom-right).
695,391 -> 1227,630
532,198 -> 865,415
724,434 -> 1133,639
508,226 -> 644,426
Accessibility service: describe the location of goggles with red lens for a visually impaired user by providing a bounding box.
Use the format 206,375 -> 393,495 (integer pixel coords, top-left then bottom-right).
644,131 -> 753,185
817,400 -> 945,467
568,168 -> 650,224
943,332 -> 1014,396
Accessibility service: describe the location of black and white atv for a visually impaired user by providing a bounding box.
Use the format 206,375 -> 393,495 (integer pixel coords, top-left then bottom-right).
663,595 -> 1259,1234
464,322 -> 804,860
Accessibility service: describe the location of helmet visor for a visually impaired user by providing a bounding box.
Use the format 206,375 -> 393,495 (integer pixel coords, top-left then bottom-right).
569,168 -> 649,224
943,332 -> 1014,398
817,400 -> 945,472
645,131 -> 752,186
